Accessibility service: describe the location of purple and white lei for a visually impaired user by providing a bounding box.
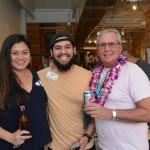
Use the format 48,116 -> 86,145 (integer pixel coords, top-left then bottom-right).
89,54 -> 127,106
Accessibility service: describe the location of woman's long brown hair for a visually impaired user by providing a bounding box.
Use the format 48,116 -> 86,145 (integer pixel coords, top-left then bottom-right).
0,34 -> 30,112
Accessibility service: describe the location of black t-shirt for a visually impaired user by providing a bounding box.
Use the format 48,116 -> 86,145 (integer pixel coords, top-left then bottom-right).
0,69 -> 52,150
136,59 -> 150,81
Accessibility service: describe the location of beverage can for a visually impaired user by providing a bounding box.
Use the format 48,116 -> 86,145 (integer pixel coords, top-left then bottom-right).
84,91 -> 95,104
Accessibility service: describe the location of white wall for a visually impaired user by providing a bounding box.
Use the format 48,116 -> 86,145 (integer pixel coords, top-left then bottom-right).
0,0 -> 21,47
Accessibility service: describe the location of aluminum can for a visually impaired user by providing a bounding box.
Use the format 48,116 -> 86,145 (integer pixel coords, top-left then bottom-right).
84,91 -> 95,104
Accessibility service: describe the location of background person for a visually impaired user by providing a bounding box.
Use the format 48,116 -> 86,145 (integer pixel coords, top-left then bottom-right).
84,29 -> 150,150
88,52 -> 100,70
122,49 -> 150,80
122,49 -> 150,149
0,34 -> 52,150
38,32 -> 95,150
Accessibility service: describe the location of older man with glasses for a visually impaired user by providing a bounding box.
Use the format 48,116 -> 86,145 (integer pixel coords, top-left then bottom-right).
84,28 -> 150,150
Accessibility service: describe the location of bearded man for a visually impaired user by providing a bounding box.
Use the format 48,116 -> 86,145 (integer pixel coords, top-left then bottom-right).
38,32 -> 95,150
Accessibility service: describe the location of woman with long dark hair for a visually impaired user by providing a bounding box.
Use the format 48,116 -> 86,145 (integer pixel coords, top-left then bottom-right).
0,34 -> 52,150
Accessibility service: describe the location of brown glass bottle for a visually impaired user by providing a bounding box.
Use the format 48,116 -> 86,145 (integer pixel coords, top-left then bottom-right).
19,105 -> 29,131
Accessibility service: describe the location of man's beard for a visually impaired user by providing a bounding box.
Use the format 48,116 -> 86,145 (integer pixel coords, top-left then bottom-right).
53,55 -> 75,71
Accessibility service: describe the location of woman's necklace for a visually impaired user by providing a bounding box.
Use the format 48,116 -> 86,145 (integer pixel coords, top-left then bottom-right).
89,54 -> 127,106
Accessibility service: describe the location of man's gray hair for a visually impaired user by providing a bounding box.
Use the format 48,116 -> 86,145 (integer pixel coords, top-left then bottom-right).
96,29 -> 122,47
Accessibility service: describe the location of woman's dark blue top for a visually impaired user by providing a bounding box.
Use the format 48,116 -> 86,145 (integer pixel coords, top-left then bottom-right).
0,69 -> 52,150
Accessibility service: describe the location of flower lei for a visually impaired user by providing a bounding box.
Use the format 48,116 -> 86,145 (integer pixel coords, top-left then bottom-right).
89,54 -> 127,106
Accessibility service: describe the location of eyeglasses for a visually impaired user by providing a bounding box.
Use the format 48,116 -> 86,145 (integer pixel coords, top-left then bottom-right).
97,42 -> 121,50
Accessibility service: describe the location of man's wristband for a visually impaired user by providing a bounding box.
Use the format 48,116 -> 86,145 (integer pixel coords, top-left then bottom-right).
112,109 -> 117,120
83,133 -> 92,143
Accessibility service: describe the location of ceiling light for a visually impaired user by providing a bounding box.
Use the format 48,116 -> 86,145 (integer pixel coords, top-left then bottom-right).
132,4 -> 137,10
123,0 -> 145,10
121,30 -> 125,35
123,0 -> 139,4
123,0 -> 149,5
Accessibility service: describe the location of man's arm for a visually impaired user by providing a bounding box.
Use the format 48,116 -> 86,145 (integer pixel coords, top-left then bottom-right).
85,96 -> 150,123
77,119 -> 95,150
116,96 -> 150,122
84,119 -> 95,138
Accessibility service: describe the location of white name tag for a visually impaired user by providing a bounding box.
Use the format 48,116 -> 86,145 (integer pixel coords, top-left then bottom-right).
46,71 -> 58,80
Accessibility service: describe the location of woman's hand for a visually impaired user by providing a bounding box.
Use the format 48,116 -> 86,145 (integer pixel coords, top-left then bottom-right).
10,129 -> 32,146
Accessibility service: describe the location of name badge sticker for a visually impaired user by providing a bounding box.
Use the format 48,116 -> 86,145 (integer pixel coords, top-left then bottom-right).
46,71 -> 58,80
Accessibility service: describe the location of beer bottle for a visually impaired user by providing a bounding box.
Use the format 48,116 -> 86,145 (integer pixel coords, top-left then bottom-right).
19,105 -> 29,131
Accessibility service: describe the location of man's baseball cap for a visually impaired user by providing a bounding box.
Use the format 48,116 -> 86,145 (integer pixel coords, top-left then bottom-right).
50,32 -> 76,49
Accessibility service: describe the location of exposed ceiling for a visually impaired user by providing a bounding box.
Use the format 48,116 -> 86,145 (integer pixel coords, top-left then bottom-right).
75,0 -> 118,50
14,0 -> 149,51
